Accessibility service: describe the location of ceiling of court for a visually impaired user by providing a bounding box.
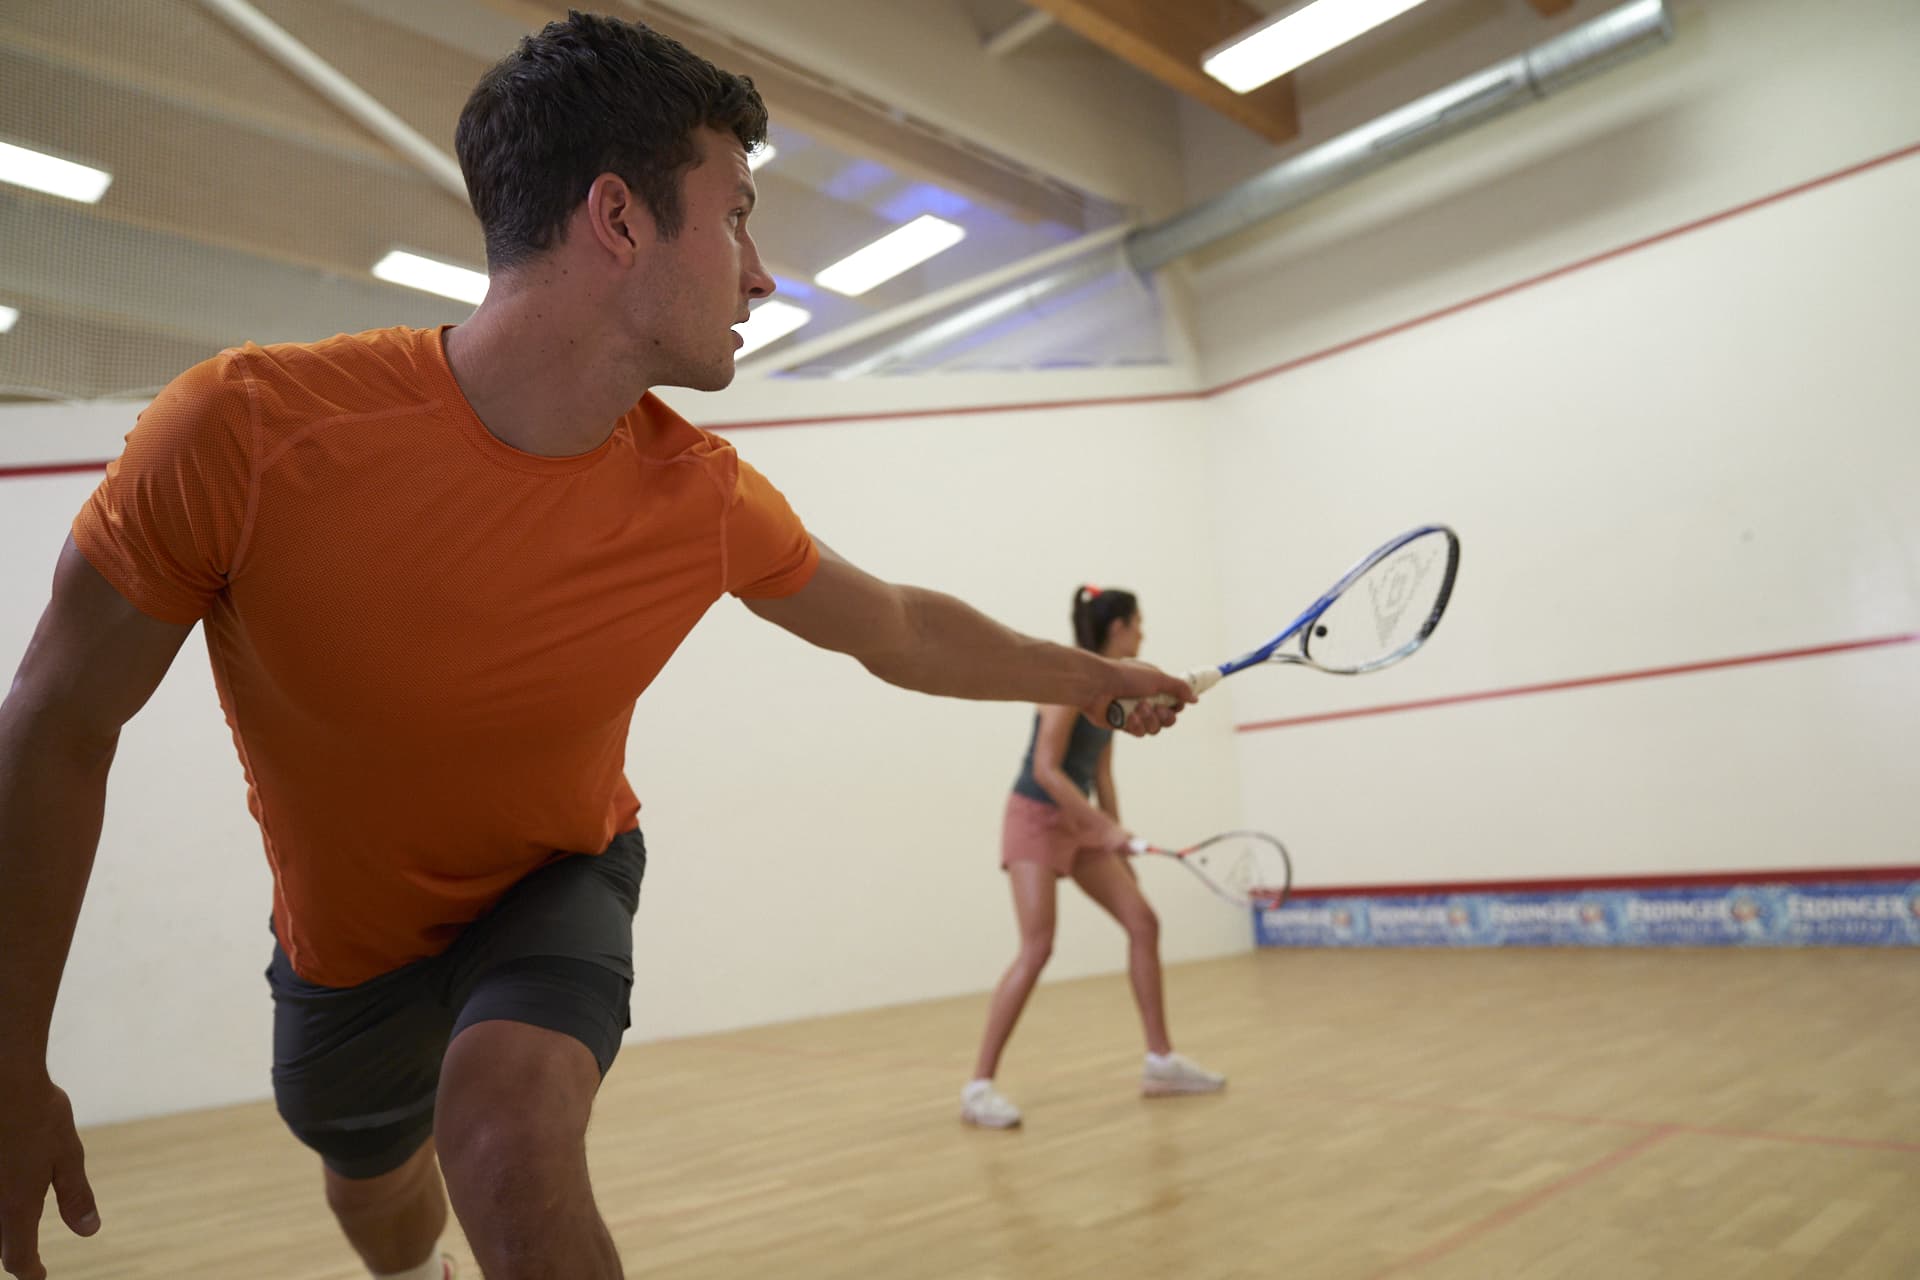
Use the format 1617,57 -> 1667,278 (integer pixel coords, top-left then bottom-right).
0,0 -> 1604,401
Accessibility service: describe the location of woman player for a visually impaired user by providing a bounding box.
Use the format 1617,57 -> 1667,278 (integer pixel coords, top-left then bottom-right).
961,586 -> 1225,1128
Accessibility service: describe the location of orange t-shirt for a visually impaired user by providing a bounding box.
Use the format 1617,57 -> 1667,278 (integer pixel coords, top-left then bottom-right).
73,326 -> 818,986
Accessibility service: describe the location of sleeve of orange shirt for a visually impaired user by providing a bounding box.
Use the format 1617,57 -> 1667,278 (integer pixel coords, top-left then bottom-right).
70,349 -> 258,625
723,457 -> 819,599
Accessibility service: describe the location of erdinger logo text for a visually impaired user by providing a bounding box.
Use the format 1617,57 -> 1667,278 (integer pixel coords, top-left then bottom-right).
1786,894 -> 1907,921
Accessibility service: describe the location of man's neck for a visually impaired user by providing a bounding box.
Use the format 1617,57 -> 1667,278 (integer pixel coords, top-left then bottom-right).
442,284 -> 652,459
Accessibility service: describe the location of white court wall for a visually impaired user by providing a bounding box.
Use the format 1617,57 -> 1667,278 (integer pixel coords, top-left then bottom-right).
6,0 -> 1918,1127
0,377 -> 1243,1127
1183,0 -> 1920,888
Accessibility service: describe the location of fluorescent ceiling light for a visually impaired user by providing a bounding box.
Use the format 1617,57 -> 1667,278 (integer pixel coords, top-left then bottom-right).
747,143 -> 777,171
372,249 -> 489,305
735,300 -> 811,358
0,304 -> 18,334
1204,0 -> 1435,93
814,215 -> 966,297
0,140 -> 113,204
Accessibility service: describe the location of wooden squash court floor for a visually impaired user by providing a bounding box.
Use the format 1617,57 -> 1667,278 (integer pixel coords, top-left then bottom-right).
38,948 -> 1920,1278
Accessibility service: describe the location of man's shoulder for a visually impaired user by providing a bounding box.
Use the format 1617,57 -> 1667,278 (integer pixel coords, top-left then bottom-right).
236,326 -> 440,410
631,392 -> 738,471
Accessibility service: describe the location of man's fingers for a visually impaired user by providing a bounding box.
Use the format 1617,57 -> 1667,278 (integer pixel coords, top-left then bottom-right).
0,1201 -> 50,1280
1124,702 -> 1179,736
51,1136 -> 98,1237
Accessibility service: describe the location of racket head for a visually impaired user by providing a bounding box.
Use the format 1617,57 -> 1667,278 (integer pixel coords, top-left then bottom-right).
1298,525 -> 1458,674
1178,830 -> 1293,909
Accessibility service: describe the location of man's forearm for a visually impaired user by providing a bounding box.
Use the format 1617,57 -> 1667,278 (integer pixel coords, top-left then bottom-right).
855,585 -> 1111,705
0,704 -> 113,1070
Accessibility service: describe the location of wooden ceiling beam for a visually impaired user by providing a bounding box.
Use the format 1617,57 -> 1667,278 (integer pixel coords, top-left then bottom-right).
472,0 -> 1095,227
1017,0 -> 1300,144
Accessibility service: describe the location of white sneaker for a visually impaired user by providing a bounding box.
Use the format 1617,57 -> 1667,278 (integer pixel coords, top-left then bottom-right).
961,1079 -> 1023,1128
1141,1052 -> 1226,1097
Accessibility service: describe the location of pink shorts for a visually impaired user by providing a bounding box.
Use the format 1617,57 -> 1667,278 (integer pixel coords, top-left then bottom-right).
1000,792 -> 1117,878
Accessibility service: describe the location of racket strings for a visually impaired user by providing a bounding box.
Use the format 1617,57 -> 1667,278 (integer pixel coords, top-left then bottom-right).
1192,836 -> 1290,906
1306,531 -> 1454,671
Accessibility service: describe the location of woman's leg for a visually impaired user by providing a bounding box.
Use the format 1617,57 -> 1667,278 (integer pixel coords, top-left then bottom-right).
1071,850 -> 1172,1055
970,863 -> 1060,1080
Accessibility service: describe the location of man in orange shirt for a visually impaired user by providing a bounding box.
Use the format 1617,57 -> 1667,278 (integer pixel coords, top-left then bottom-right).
0,14 -> 1190,1280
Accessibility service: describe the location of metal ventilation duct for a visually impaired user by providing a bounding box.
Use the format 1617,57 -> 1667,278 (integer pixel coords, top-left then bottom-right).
1125,0 -> 1675,273
806,0 -> 1674,377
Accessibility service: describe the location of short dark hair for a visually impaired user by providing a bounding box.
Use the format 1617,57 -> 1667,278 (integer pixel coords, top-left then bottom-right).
455,11 -> 768,270
1072,585 -> 1139,652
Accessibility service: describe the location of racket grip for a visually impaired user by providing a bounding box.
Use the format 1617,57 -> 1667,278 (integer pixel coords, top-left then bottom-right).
1104,667 -> 1221,730
1125,838 -> 1148,856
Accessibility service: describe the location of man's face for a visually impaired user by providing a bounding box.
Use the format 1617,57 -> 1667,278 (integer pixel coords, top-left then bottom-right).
630,127 -> 775,392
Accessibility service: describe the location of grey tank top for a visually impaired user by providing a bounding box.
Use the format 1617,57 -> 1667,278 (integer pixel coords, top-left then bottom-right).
1011,712 -> 1113,805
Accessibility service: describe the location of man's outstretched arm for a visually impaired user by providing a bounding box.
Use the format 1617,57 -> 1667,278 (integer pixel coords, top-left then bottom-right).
743,543 -> 1192,735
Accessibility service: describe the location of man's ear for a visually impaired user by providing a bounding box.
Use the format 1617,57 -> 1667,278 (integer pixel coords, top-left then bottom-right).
581,172 -> 656,263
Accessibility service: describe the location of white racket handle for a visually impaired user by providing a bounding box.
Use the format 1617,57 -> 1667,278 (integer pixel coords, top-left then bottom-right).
1105,667 -> 1222,729
1126,837 -> 1149,856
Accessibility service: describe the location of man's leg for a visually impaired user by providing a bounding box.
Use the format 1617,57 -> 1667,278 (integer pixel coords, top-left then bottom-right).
436,1019 -> 620,1279
431,832 -> 644,1278
268,941 -> 457,1278
323,1139 -> 449,1277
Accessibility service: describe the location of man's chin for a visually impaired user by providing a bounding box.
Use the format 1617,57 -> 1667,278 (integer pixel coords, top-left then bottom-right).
658,360 -> 738,395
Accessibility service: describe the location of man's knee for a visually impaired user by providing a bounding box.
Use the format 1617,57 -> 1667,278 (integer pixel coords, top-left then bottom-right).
324,1140 -> 437,1215
435,1021 -> 598,1200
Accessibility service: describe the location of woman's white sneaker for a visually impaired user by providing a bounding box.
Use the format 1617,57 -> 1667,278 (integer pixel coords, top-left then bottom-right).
1141,1052 -> 1226,1097
961,1079 -> 1023,1128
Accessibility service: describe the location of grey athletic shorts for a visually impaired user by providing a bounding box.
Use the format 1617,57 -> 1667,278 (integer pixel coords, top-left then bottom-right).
266,828 -> 645,1179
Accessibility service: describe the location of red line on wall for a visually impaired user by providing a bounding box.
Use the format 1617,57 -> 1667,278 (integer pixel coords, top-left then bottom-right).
716,138 -> 1920,426
0,459 -> 112,480
1286,864 -> 1920,902
1237,632 -> 1920,736
1206,138 -> 1920,400
697,388 -> 1196,433
3,140 -> 1915,472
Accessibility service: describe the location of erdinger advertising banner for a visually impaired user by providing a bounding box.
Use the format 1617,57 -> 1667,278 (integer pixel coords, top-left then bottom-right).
1255,881 -> 1920,948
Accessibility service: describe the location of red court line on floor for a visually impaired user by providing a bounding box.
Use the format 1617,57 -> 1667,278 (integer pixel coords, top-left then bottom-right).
1674,1124 -> 1920,1155
1368,1126 -> 1676,1279
1308,1089 -> 1920,1155
671,1039 -> 1920,1155
1286,863 -> 1920,901
1237,631 -> 1920,735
